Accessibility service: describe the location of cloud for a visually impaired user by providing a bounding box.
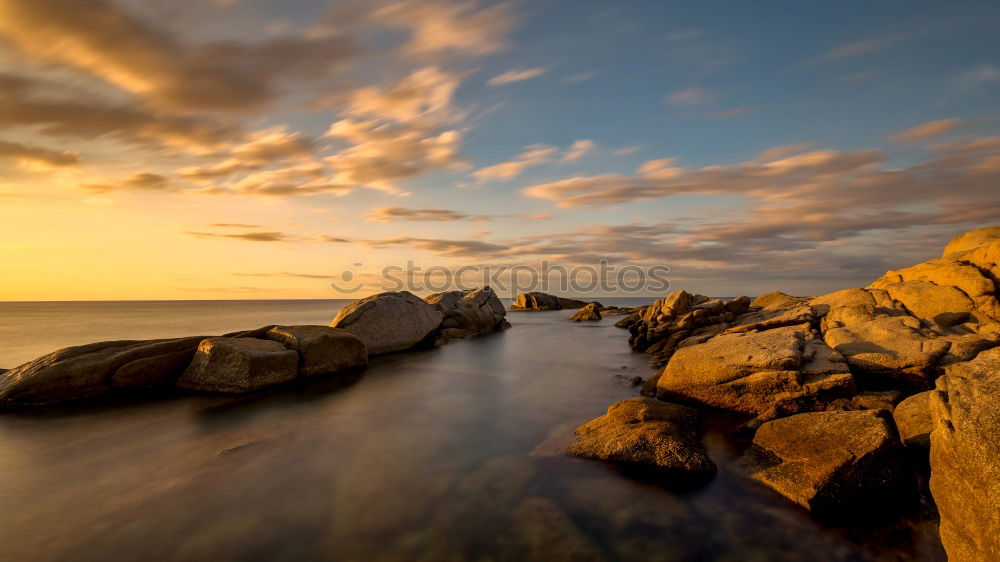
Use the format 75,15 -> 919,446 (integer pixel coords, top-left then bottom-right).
0,140 -> 80,168
362,206 -> 547,222
563,71 -> 600,84
0,0 -> 355,112
83,172 -> 170,193
0,73 -> 240,150
184,229 -> 352,243
665,88 -> 713,106
345,66 -> 466,127
471,143 -> 558,183
560,139 -> 595,163
711,106 -> 758,119
324,118 -> 465,194
889,119 -> 966,142
487,67 -> 546,86
612,145 -> 644,156
470,140 -> 596,183
363,236 -> 508,257
375,0 -> 515,56
522,136 -> 1000,214
807,33 -> 916,66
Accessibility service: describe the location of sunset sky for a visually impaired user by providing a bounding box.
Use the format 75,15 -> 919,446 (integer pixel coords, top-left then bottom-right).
1,0 -> 998,300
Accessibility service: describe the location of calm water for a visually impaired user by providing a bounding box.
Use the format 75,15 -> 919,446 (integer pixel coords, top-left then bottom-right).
0,300 -> 943,561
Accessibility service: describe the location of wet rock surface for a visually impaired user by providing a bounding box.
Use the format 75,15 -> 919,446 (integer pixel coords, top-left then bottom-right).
568,398 -> 716,487
740,409 -> 914,521
424,286 -> 509,342
177,337 -> 299,393
331,290 -> 443,355
570,303 -> 603,322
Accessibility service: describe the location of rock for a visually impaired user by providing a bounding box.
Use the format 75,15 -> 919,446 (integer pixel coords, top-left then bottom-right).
630,376 -> 643,386
265,325 -> 367,377
568,398 -> 716,487
508,497 -> 604,562
929,347 -> 1000,562
0,336 -> 207,407
942,225 -> 1000,256
177,337 -> 298,393
510,292 -> 595,311
736,390 -> 904,437
740,410 -> 914,520
570,303 -> 602,322
614,309 -> 645,328
424,286 -> 508,342
331,291 -> 443,355
656,324 -> 855,414
751,291 -> 811,310
893,390 -> 933,448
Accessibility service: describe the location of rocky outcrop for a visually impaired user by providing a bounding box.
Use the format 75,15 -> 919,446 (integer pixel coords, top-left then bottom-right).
942,225 -> 1000,256
740,409 -> 914,520
568,398 -> 716,487
929,347 -> 1000,562
331,290 -> 443,355
424,286 -> 509,342
570,303 -> 602,322
893,390 -> 933,448
656,324 -> 855,414
0,336 -> 207,406
177,337 -> 298,393
265,325 -> 367,377
510,292 -> 595,311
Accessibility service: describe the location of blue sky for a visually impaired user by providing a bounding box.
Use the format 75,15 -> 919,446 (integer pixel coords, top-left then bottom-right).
0,0 -> 998,300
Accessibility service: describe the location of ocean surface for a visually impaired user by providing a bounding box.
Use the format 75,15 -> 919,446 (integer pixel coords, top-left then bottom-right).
0,299 -> 944,561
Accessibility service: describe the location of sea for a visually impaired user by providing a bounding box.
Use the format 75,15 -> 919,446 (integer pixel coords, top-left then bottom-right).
0,299 -> 944,561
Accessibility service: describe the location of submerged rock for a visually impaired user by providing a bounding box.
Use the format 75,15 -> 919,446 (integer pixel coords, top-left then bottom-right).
740,409 -> 914,521
510,292 -> 594,311
0,336 -> 206,406
177,337 -> 298,393
930,347 -> 1000,562
893,390 -> 933,449
424,286 -> 509,342
656,324 -> 855,414
331,290 -> 443,355
570,303 -> 602,322
265,325 -> 367,377
568,398 -> 716,487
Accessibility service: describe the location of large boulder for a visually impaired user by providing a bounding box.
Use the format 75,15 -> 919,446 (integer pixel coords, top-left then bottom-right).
265,325 -> 367,377
331,291 -> 443,355
929,347 -> 1000,562
568,398 -> 716,487
0,336 -> 207,407
942,225 -> 1000,256
424,286 -> 509,342
177,337 -> 298,393
656,324 -> 855,414
893,390 -> 933,449
570,303 -> 602,322
510,292 -> 594,311
740,409 -> 914,520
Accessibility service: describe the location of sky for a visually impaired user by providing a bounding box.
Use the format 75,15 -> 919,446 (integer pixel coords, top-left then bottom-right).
0,0 -> 998,301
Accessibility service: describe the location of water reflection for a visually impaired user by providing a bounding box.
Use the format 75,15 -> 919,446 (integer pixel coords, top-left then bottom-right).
0,311 -> 943,561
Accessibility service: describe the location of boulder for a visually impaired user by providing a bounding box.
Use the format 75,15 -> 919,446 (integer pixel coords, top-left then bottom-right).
942,225 -> 1000,256
0,336 -> 207,407
656,324 -> 855,414
570,303 -> 602,322
740,410 -> 914,520
929,347 -> 1000,562
568,398 -> 716,487
424,286 -> 509,342
751,291 -> 811,310
265,325 -> 367,377
177,337 -> 298,393
510,292 -> 594,311
330,291 -> 443,355
893,390 -> 933,448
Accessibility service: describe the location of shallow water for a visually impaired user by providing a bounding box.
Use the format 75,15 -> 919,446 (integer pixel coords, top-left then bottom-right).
0,300 -> 944,561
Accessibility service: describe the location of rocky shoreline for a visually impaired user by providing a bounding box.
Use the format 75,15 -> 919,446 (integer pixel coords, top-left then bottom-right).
1,229 -> 997,561
557,226 -> 999,562
0,287 -> 509,407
